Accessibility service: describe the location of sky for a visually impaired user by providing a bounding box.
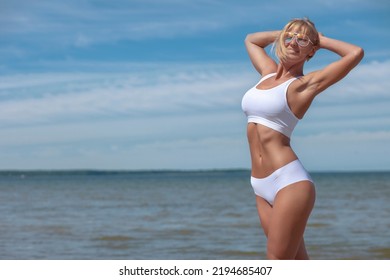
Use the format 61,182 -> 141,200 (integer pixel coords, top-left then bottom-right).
0,0 -> 389,171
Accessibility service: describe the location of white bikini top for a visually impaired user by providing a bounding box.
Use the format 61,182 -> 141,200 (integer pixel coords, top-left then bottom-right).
241,73 -> 299,138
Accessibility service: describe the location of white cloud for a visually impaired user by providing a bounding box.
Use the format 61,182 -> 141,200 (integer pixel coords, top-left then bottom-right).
291,60 -> 390,141
0,62 -> 254,126
0,110 -> 248,170
1,0 -> 244,45
1,59 -> 389,127
0,58 -> 389,170
293,130 -> 390,171
318,60 -> 390,102
3,0 -> 383,47
125,135 -> 248,170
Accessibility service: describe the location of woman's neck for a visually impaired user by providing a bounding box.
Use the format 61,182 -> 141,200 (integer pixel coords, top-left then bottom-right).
275,62 -> 304,79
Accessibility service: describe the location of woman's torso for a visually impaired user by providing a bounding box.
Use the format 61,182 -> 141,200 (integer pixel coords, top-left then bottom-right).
242,73 -> 308,178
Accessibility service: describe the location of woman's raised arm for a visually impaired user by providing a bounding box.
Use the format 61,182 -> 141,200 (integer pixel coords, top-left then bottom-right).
304,35 -> 364,95
244,31 -> 279,76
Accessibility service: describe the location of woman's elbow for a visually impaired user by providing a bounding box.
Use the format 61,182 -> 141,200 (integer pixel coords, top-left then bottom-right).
354,47 -> 364,63
244,34 -> 252,44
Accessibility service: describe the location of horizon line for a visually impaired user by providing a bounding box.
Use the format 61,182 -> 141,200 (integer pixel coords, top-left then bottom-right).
0,168 -> 389,174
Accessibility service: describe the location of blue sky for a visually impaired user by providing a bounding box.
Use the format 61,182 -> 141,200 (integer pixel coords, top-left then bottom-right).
1,0 -> 389,171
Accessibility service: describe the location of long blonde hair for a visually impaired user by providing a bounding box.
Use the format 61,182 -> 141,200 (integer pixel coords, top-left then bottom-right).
274,18 -> 319,62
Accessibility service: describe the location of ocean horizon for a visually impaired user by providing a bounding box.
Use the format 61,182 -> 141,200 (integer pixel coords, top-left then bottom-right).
1,167 -> 390,174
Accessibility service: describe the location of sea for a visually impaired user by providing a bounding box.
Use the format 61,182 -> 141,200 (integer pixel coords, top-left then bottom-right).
0,170 -> 389,260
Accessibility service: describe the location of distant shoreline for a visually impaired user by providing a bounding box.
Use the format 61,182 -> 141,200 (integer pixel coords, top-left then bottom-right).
0,169 -> 389,175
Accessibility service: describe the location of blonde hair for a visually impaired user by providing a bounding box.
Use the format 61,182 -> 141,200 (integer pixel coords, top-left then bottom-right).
274,18 -> 319,62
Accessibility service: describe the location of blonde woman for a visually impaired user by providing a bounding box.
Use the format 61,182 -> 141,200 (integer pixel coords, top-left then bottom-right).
241,18 -> 363,259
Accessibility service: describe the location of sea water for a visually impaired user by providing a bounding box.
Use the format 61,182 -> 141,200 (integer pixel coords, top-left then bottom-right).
0,170 -> 389,260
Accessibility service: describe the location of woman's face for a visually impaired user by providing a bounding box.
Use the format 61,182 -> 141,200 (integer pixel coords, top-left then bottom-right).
282,29 -> 316,62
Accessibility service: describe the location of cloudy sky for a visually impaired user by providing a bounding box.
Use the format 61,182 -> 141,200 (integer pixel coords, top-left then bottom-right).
1,0 -> 389,171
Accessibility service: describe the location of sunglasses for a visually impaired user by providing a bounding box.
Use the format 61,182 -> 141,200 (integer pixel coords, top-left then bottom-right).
284,32 -> 313,47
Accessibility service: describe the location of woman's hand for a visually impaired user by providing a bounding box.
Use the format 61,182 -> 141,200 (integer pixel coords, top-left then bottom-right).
315,32 -> 325,51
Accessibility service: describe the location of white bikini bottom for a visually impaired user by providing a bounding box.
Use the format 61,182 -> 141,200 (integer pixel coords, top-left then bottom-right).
251,159 -> 313,205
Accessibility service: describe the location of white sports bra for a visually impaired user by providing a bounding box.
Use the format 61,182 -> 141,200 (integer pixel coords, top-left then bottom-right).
241,73 -> 300,138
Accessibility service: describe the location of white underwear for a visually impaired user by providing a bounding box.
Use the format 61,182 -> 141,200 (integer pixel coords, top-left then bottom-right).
251,159 -> 313,205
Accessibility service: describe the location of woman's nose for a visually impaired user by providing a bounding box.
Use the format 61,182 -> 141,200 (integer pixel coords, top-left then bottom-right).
290,36 -> 298,46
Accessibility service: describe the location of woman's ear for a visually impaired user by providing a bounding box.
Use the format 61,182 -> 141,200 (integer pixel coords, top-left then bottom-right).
306,47 -> 317,61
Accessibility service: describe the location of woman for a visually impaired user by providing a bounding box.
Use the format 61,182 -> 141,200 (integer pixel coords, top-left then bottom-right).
241,18 -> 363,259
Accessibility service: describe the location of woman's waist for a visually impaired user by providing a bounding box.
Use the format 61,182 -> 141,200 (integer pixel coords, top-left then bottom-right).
253,148 -> 298,178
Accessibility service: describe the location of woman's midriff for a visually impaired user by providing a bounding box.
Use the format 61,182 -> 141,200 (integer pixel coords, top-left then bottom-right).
247,123 -> 298,178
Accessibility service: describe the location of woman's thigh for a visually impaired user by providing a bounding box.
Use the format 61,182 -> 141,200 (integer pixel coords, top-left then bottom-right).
266,181 -> 315,259
256,194 -> 310,259
255,195 -> 272,236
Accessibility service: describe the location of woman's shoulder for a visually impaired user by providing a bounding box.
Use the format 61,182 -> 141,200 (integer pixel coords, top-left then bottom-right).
289,70 -> 322,96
